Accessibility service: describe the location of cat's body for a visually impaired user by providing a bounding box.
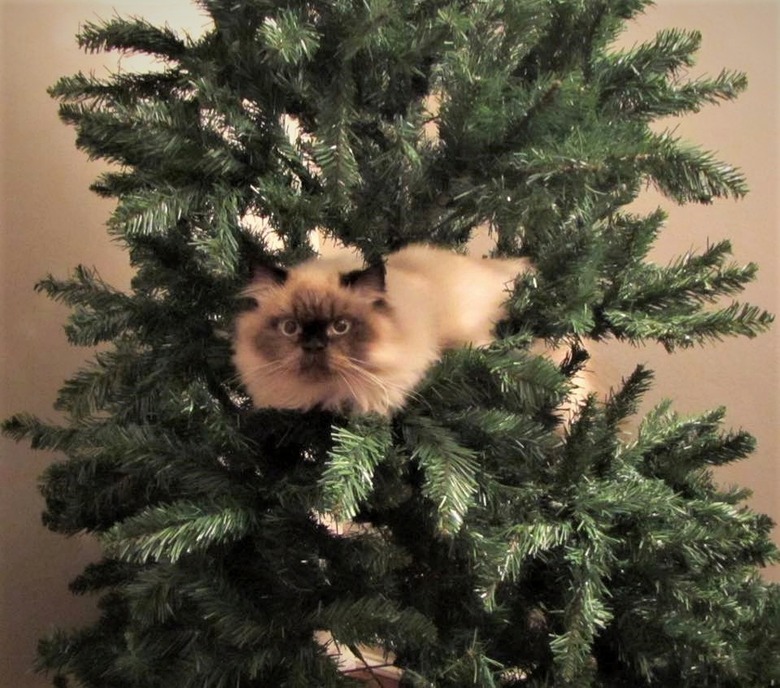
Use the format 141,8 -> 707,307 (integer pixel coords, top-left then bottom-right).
232,244 -> 528,414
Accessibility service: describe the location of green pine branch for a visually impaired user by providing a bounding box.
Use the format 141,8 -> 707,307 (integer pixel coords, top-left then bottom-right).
77,17 -> 189,59
401,415 -> 481,536
635,403 -> 756,475
643,131 -> 749,203
551,521 -> 614,683
601,208 -> 666,273
311,97 -> 361,200
2,413 -> 76,452
54,351 -> 134,417
613,240 -> 759,313
49,69 -> 183,107
605,300 -> 773,350
602,364 -> 655,429
598,28 -> 747,119
316,595 -> 437,651
108,186 -> 202,237
319,417 -> 393,521
101,498 -> 259,564
259,9 -> 321,67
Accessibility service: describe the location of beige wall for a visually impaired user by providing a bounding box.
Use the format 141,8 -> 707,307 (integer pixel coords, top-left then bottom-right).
607,0 -> 779,574
0,2 -> 777,687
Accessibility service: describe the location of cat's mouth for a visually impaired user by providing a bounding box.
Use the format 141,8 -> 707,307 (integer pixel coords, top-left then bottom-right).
299,352 -> 331,380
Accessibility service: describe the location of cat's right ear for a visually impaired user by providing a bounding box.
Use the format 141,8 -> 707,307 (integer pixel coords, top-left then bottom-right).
243,263 -> 288,303
251,263 -> 288,288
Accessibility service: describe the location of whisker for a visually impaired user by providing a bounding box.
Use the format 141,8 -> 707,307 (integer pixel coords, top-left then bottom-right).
247,358 -> 295,379
348,360 -> 425,406
227,363 -> 284,388
344,360 -> 408,395
335,359 -> 396,410
336,370 -> 360,404
232,353 -> 300,391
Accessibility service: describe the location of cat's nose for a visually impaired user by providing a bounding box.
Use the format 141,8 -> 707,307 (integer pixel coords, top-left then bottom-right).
302,336 -> 327,351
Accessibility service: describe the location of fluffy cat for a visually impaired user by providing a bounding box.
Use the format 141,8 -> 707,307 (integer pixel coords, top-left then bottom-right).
232,244 -> 528,415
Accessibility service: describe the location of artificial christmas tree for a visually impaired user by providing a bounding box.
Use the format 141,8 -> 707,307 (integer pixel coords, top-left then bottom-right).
4,0 -> 779,686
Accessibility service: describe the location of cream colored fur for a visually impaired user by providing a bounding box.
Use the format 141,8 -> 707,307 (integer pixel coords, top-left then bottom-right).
232,244 -> 529,414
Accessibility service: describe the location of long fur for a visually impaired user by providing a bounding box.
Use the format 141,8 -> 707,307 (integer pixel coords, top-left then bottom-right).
232,244 -> 528,414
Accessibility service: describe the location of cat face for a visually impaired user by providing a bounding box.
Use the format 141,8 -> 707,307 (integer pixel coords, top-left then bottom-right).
233,261 -> 393,412
255,285 -> 379,382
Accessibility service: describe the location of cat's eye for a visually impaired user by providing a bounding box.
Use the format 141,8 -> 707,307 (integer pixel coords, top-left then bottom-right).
279,319 -> 301,336
329,318 -> 351,336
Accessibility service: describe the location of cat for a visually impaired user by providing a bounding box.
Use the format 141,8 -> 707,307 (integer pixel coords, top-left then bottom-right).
232,244 -> 529,415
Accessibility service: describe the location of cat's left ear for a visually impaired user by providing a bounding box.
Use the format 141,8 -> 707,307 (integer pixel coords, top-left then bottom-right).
340,261 -> 386,293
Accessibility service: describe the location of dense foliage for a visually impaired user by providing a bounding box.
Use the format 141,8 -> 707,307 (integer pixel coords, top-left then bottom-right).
4,1 -> 778,686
